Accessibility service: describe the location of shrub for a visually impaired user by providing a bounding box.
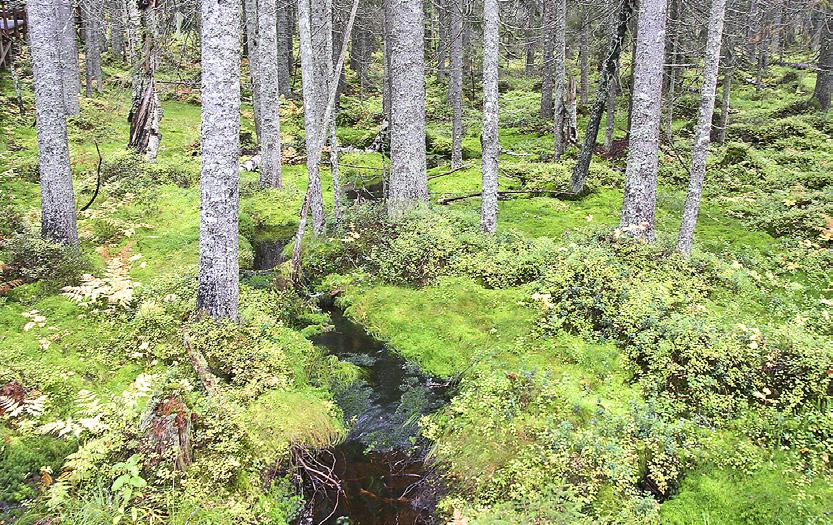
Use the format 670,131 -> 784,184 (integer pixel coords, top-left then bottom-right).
2,232 -> 90,288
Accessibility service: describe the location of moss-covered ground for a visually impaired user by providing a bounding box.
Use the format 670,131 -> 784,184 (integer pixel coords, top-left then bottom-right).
2,47 -> 832,525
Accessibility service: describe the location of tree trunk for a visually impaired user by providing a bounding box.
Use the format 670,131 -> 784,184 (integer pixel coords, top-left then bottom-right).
55,0 -> 81,116
717,62 -> 732,144
579,9 -> 590,105
82,0 -> 102,96
277,0 -> 293,96
28,0 -> 79,248
110,0 -> 126,61
243,0 -> 261,141
196,0 -> 242,321
436,0 -> 448,81
540,0 -> 554,118
677,0 -> 727,254
387,0 -> 428,217
812,8 -> 833,110
524,1 -> 536,76
664,0 -> 679,144
382,0 -> 393,122
257,0 -> 283,188
620,0 -> 668,241
571,0 -> 633,193
480,0 -> 499,233
604,67 -> 618,151
297,0 -> 326,234
127,1 -> 163,162
449,0 -> 463,168
553,0 -> 566,159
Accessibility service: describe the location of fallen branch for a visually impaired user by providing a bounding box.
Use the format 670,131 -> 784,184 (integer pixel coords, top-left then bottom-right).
500,148 -> 534,157
437,189 -> 576,205
182,330 -> 221,396
774,60 -> 817,71
427,163 -> 470,181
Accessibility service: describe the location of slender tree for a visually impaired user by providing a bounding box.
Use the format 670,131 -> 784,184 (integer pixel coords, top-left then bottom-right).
55,0 -> 81,116
449,0 -> 464,168
82,0 -> 103,96
387,0 -> 428,216
620,0 -> 668,241
277,0 -> 293,95
196,0 -> 242,320
578,8 -> 590,105
257,0 -> 283,188
812,6 -> 832,110
243,0 -> 262,140
110,0 -> 126,61
553,0 -> 566,159
677,0 -> 728,254
28,0 -> 79,248
540,0 -> 554,118
480,0 -> 499,233
571,0 -> 633,194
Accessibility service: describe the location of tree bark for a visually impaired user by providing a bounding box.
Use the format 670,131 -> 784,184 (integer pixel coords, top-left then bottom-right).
257,0 -> 283,188
243,0 -> 261,141
480,0 -> 499,233
127,1 -> 163,162
552,0 -> 566,159
297,0 -> 327,233
387,0 -> 428,217
579,9 -> 590,105
812,8 -> 833,110
524,1 -> 536,76
677,0 -> 727,254
277,0 -> 292,96
717,62 -> 733,145
28,0 -> 79,248
540,0 -> 554,118
449,0 -> 463,168
110,0 -> 126,61
620,0 -> 668,241
571,0 -> 633,193
196,0 -> 242,321
55,0 -> 81,116
82,0 -> 103,96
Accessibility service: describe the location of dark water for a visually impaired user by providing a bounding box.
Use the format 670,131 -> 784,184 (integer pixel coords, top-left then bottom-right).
303,307 -> 448,525
253,240 -> 286,270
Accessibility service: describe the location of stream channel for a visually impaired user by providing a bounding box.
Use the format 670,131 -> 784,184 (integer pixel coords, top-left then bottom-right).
300,306 -> 448,524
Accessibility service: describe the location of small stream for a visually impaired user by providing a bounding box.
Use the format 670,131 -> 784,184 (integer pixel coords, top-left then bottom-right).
302,307 -> 448,525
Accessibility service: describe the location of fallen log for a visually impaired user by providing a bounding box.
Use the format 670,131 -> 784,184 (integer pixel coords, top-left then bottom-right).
437,189 -> 577,205
182,330 -> 221,396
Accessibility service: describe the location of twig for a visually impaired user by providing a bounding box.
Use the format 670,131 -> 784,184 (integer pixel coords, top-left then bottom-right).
80,142 -> 103,212
437,189 -> 576,204
427,163 -> 470,181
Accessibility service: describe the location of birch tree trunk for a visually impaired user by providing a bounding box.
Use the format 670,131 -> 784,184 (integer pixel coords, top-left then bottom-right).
28,0 -> 79,248
257,0 -> 283,188
552,0 -> 566,159
677,0 -> 727,254
449,0 -> 464,168
570,0 -> 633,194
387,0 -> 428,217
297,0 -> 326,234
480,0 -> 499,233
196,0 -> 242,321
127,1 -> 163,162
55,0 -> 81,116
619,0 -> 667,241
540,0 -> 554,118
812,8 -> 833,110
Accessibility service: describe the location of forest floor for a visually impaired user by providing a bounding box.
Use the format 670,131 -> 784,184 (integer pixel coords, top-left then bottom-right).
1,53 -> 832,525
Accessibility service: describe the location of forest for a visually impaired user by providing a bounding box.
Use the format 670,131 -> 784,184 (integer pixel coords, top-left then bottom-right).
0,0 -> 832,523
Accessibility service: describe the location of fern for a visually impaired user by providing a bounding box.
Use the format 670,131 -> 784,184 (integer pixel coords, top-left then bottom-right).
0,393 -> 46,419
62,254 -> 141,311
